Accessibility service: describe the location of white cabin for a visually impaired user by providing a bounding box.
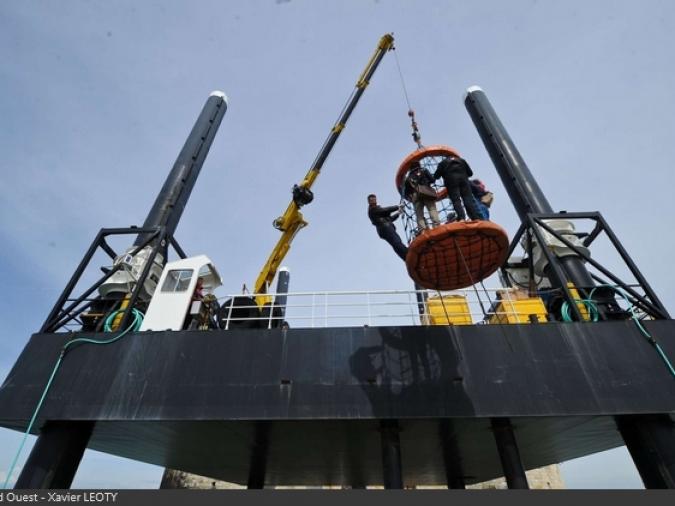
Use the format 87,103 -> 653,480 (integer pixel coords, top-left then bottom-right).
140,255 -> 222,331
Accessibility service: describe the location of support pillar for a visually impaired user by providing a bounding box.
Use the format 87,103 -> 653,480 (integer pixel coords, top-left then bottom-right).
380,419 -> 403,489
247,421 -> 270,489
491,418 -> 529,489
616,414 -> 675,488
439,419 -> 465,489
465,85 -> 675,488
14,421 -> 94,489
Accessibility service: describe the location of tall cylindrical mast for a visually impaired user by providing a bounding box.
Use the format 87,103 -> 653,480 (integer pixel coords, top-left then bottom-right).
134,91 -> 228,249
464,86 -> 596,291
464,86 -> 552,220
98,91 -> 228,302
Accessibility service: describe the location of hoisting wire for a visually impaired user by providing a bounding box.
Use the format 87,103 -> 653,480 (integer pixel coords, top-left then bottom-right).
436,289 -> 453,325
392,46 -> 423,149
479,278 -> 497,319
453,237 -> 490,318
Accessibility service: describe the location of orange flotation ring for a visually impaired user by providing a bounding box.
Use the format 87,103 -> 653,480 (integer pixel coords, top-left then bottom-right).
406,221 -> 509,290
395,145 -> 461,201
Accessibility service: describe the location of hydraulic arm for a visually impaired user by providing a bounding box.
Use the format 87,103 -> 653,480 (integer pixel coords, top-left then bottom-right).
253,33 -> 395,306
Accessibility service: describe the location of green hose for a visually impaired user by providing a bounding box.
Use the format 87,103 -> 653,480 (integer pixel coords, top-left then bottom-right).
560,297 -> 600,322
595,285 -> 675,379
561,284 -> 674,379
1,308 -> 143,489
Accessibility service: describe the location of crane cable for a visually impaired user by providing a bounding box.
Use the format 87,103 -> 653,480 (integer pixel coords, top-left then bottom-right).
393,45 -> 423,224
393,47 -> 423,149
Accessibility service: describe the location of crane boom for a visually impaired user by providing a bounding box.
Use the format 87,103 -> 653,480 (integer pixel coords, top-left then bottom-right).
253,33 -> 395,305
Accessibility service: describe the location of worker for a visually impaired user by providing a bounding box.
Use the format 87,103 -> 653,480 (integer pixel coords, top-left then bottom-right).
471,178 -> 493,220
404,161 -> 440,231
367,194 -> 408,261
433,155 -> 482,221
193,277 -> 205,301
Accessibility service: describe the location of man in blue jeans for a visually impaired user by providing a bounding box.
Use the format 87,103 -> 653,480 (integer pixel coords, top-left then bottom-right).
367,194 -> 408,261
471,178 -> 491,220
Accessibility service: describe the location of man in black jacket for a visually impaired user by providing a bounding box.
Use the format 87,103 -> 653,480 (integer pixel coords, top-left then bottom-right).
433,156 -> 482,221
367,194 -> 408,261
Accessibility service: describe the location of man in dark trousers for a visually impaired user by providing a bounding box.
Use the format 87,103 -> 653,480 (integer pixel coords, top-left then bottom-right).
367,194 -> 408,261
433,155 -> 482,221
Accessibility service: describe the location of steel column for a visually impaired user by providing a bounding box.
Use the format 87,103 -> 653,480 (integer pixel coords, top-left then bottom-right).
439,419 -> 465,489
134,92 -> 228,252
616,414 -> 675,489
464,87 -> 598,297
14,421 -> 94,489
380,419 -> 403,489
247,421 -> 270,489
491,418 -> 529,489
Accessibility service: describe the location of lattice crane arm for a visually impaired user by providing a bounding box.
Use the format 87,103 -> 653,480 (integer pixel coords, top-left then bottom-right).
253,33 -> 395,304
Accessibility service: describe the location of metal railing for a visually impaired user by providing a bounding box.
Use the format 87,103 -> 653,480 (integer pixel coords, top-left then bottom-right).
58,284 -> 649,333
216,287 -> 551,330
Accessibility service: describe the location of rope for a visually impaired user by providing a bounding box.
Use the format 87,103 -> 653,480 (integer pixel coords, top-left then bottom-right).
393,47 -> 413,112
479,278 -> 497,321
1,308 -> 144,489
453,237 -> 489,317
435,290 -> 452,325
392,47 -> 423,148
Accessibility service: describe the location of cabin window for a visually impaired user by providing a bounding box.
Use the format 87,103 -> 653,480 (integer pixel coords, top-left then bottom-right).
161,269 -> 194,293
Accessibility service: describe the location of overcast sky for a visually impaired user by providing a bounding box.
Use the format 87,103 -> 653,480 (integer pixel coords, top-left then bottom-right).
1,0 -> 674,489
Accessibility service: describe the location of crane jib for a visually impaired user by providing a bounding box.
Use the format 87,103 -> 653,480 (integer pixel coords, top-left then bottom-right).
253,34 -> 395,301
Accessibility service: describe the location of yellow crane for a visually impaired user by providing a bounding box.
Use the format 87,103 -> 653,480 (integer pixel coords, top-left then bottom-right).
253,33 -> 395,307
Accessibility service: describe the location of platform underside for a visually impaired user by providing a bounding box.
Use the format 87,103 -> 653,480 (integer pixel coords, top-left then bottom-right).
1,321 -> 674,486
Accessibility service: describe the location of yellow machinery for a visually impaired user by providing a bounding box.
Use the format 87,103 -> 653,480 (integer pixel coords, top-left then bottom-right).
488,290 -> 548,324
253,34 -> 395,307
565,282 -> 591,321
427,295 -> 473,326
427,291 -> 549,326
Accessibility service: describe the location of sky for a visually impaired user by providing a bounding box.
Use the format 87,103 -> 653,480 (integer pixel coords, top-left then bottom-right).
1,0 -> 674,489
